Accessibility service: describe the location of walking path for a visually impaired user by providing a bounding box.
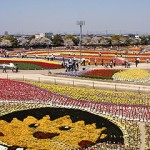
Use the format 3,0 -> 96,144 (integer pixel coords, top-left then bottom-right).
0,63 -> 150,92
138,122 -> 146,150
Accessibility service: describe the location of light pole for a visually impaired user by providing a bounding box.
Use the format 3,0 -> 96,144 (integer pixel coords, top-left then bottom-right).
47,42 -> 51,56
77,20 -> 85,63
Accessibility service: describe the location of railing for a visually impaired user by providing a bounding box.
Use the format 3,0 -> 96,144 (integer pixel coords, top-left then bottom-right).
2,74 -> 150,93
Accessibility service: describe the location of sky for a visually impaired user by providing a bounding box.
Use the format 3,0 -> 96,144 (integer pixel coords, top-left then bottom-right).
0,0 -> 150,35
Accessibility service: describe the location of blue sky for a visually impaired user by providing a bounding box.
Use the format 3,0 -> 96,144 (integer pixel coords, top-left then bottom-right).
0,0 -> 150,35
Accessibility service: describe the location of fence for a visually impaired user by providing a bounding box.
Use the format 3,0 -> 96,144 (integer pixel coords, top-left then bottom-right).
3,74 -> 150,93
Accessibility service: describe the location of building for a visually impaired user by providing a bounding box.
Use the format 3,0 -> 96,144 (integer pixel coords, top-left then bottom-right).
35,32 -> 53,39
4,31 -> 8,36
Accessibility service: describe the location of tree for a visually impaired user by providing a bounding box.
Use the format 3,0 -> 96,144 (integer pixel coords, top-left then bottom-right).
100,38 -> 111,46
124,37 -> 132,46
2,35 -> 18,47
52,34 -> 64,47
147,36 -> 150,45
89,37 -> 99,46
65,34 -> 74,40
29,38 -> 40,47
40,37 -> 52,47
65,34 -> 79,46
28,35 -> 35,41
29,37 -> 52,48
18,37 -> 29,47
111,35 -> 121,46
72,37 -> 79,46
64,39 -> 74,48
140,36 -> 148,45
0,40 -> 12,48
129,38 -> 140,45
82,37 -> 91,46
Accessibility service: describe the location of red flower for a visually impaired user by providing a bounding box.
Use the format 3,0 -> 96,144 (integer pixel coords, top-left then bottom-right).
78,140 -> 94,148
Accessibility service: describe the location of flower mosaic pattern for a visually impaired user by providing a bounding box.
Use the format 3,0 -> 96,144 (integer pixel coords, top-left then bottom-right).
0,78 -> 149,149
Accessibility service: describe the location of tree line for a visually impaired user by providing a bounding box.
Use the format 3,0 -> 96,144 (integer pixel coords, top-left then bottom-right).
0,34 -> 150,49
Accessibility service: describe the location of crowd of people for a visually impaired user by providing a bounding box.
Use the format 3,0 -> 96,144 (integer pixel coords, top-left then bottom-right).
45,54 -> 55,61
0,48 -> 9,57
63,57 -> 79,72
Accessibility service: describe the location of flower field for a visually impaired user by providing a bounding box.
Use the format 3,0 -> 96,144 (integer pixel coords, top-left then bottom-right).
0,78 -> 149,149
9,48 -> 150,65
29,82 -> 150,106
0,58 -> 62,69
113,69 -> 150,83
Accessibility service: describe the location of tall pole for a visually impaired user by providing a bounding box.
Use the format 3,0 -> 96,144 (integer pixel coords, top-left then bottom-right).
79,24 -> 82,63
48,42 -> 50,56
77,21 -> 85,63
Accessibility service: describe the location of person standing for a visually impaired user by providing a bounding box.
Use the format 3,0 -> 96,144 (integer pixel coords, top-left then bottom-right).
113,59 -> 116,67
2,64 -> 7,73
135,58 -> 139,67
110,61 -> 113,68
101,59 -> 104,66
88,58 -> 90,65
94,58 -> 97,66
99,52 -> 101,56
146,59 -> 149,64
15,64 -> 19,73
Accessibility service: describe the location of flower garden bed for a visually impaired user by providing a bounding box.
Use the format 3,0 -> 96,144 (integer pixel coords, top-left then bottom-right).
0,78 -> 149,149
80,69 -> 121,79
0,58 -> 62,69
30,82 -> 150,106
0,107 -> 124,149
113,69 -> 150,83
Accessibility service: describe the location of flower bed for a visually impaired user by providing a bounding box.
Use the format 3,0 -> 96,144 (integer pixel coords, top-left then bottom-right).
0,107 -> 125,149
0,102 -> 145,150
9,49 -> 150,65
113,69 -> 150,83
80,69 -> 121,79
0,78 -> 53,102
0,62 -> 43,70
145,123 -> 150,149
0,79 -> 149,149
30,82 -> 150,106
0,58 -> 62,69
0,108 -> 112,150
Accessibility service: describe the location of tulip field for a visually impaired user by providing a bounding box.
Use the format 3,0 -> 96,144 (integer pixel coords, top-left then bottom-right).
0,58 -> 62,69
0,78 -> 149,149
80,68 -> 121,79
79,68 -> 150,83
9,48 -> 150,65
